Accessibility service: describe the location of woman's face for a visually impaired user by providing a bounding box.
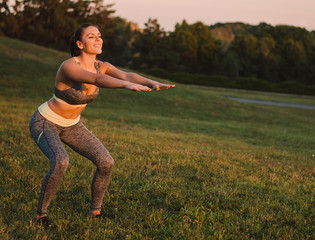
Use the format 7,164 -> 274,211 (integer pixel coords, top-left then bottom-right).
77,26 -> 103,55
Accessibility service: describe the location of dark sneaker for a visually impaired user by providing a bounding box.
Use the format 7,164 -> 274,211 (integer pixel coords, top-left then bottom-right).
36,216 -> 54,229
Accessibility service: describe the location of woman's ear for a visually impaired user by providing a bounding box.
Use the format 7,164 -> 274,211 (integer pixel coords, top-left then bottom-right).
76,40 -> 83,50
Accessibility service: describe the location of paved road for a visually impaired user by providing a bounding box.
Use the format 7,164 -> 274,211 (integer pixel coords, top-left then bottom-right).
226,96 -> 315,110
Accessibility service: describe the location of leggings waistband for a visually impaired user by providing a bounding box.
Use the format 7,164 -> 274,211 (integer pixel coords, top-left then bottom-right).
38,102 -> 80,127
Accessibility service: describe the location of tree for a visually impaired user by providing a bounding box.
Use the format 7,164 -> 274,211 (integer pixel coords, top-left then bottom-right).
230,34 -> 259,77
132,18 -> 179,70
170,21 -> 223,73
100,17 -> 136,65
171,20 -> 198,68
222,52 -> 239,79
0,0 -> 116,51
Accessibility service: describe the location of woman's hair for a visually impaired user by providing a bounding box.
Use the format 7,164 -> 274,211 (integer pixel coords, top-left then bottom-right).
70,23 -> 99,57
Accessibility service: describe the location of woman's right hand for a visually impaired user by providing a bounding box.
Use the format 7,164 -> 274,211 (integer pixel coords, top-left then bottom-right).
125,83 -> 152,91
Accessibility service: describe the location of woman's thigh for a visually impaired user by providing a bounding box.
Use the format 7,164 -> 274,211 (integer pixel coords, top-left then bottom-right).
29,111 -> 67,162
59,121 -> 113,165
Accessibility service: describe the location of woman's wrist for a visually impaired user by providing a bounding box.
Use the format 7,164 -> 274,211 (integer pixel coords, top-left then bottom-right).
150,81 -> 159,88
123,82 -> 132,89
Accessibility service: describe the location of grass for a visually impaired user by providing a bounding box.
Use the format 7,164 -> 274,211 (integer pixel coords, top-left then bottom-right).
0,35 -> 314,239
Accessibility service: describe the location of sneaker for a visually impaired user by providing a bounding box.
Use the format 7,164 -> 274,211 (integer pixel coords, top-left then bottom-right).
36,216 -> 54,229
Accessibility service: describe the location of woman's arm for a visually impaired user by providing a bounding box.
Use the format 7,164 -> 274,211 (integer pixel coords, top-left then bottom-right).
95,74 -> 151,91
103,62 -> 175,91
59,60 -> 151,91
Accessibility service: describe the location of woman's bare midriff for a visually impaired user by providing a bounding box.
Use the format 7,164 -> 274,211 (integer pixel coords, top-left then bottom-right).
48,98 -> 86,119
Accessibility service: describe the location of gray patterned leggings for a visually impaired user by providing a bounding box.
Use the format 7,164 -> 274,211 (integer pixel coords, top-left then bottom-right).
29,110 -> 114,215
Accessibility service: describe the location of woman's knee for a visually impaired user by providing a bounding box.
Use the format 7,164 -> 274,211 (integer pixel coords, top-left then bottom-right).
54,152 -> 69,174
96,153 -> 115,173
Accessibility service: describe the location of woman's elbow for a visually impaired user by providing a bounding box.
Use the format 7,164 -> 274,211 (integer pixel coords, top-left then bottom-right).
126,72 -> 137,82
94,75 -> 103,87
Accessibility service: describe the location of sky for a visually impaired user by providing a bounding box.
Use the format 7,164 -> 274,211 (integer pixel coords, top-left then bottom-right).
111,0 -> 315,32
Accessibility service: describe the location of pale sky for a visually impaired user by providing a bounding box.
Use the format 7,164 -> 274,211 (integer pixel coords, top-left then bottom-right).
111,0 -> 315,31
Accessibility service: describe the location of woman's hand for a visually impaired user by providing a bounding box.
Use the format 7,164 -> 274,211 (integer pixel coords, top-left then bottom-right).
125,83 -> 152,91
152,82 -> 176,91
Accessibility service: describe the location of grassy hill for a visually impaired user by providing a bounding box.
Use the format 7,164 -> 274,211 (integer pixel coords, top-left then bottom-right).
0,36 -> 314,239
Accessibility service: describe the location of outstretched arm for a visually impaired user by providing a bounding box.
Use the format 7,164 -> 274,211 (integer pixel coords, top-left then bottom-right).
59,60 -> 151,91
95,74 -> 152,91
104,62 -> 175,91
125,72 -> 175,91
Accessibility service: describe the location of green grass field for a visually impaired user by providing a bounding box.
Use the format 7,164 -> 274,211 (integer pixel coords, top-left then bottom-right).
0,36 -> 314,239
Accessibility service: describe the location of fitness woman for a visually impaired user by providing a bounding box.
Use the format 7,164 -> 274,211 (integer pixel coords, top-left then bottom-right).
29,23 -> 175,227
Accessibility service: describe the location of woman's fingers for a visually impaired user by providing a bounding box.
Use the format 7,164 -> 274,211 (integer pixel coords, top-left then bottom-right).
162,84 -> 175,89
153,83 -> 175,91
136,85 -> 151,91
155,84 -> 175,90
129,83 -> 175,91
126,83 -> 151,91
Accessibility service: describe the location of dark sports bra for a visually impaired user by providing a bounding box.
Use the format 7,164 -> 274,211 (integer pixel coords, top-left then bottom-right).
54,57 -> 100,105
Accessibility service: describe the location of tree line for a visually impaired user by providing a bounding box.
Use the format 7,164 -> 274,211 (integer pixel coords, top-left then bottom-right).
1,0 -> 315,94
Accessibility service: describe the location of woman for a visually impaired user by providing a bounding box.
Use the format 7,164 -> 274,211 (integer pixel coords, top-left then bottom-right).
29,23 -> 175,227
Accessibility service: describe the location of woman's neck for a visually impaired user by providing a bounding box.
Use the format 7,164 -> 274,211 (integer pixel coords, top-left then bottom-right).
76,53 -> 97,70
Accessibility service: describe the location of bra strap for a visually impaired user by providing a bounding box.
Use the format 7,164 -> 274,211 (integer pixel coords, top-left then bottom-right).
73,57 -> 80,64
94,61 -> 100,74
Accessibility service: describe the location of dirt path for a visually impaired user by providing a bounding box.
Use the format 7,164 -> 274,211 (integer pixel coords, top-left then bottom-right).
226,96 -> 315,110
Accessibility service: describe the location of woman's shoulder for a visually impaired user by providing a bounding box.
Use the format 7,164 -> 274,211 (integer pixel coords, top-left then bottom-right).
56,58 -> 82,82
58,58 -> 79,71
96,60 -> 115,74
63,57 -> 78,65
96,60 -> 112,67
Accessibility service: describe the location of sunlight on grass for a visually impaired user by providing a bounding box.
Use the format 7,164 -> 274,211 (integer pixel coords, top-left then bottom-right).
0,36 -> 314,239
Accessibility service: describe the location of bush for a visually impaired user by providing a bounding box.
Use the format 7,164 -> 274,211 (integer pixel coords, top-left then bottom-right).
191,73 -> 211,85
231,77 -> 272,91
171,72 -> 195,84
206,75 -> 231,87
170,72 -> 232,87
273,81 -> 307,94
306,85 -> 315,95
143,68 -> 170,79
154,69 -> 313,95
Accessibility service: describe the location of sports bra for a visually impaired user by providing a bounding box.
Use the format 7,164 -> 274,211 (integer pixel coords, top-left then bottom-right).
54,57 -> 100,105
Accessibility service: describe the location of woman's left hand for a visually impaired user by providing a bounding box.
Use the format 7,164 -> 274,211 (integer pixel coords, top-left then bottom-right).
153,82 -> 176,91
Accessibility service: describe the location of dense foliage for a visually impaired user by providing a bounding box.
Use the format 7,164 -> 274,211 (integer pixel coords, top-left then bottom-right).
135,21 -> 315,95
1,0 -> 315,94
